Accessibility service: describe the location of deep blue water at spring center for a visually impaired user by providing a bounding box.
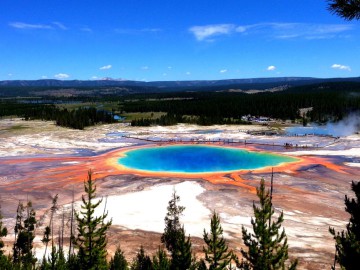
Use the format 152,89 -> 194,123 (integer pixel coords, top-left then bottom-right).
118,145 -> 297,173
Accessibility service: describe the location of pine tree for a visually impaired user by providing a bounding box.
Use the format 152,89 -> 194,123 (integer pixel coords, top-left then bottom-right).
161,189 -> 196,270
13,200 -> 37,269
69,186 -> 75,260
170,226 -> 195,270
239,177 -> 297,270
0,254 -> 12,270
67,253 -> 80,270
13,201 -> 24,265
0,206 -> 7,257
152,247 -> 170,270
203,211 -> 232,270
0,205 -> 11,270
197,259 -> 207,270
109,246 -> 128,270
329,181 -> 360,270
161,189 -> 185,253
130,246 -> 153,270
75,170 -> 112,270
41,194 -> 59,269
328,0 -> 360,20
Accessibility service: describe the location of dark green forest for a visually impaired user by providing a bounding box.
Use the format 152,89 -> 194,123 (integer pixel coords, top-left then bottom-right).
0,103 -> 115,130
123,82 -> 360,126
1,81 -> 360,129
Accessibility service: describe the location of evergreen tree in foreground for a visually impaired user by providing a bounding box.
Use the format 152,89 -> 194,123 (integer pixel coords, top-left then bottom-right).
130,246 -> 152,270
330,181 -> 360,270
0,206 -> 12,269
75,170 -> 112,270
161,189 -> 196,270
41,194 -> 59,269
0,206 -> 7,257
239,177 -> 297,270
13,200 -> 37,269
170,226 -> 195,270
161,189 -> 185,253
328,0 -> 360,20
109,246 -> 128,270
203,211 -> 232,270
152,246 -> 171,270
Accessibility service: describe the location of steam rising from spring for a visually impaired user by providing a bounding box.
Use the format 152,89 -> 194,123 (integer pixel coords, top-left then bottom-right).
287,113 -> 360,137
325,113 -> 360,137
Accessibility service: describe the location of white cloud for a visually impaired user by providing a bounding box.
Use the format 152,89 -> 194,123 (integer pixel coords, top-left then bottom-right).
189,24 -> 235,41
41,76 -> 48,79
54,73 -> 70,79
267,65 -> 276,71
236,26 -> 248,33
189,22 -> 353,41
91,76 -> 98,80
52,22 -> 67,30
168,66 -> 172,70
80,27 -> 93,33
186,71 -> 191,75
100,65 -> 112,70
9,22 -> 53,29
220,69 -> 228,73
115,28 -> 162,35
141,28 -> 162,33
253,23 -> 352,40
331,64 -> 351,71
141,66 -> 149,70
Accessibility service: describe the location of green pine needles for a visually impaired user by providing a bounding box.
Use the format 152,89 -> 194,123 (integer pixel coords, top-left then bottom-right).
161,189 -> 185,254
109,246 -> 128,270
161,189 -> 196,270
328,0 -> 360,20
13,200 -> 37,269
330,181 -> 360,270
239,178 -> 297,270
203,211 -> 232,270
0,206 -> 7,257
75,170 -> 112,270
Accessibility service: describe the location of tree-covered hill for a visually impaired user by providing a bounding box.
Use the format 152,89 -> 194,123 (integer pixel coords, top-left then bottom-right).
1,77 -> 360,98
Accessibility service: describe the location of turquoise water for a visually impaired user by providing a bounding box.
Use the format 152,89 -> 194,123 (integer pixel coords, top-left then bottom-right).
118,145 -> 297,173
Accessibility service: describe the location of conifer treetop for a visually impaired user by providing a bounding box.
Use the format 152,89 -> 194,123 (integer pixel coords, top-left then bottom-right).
239,178 -> 297,270
75,170 -> 112,270
203,211 -> 232,270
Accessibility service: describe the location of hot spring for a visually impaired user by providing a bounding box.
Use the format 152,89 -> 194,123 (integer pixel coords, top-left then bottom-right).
118,145 -> 298,174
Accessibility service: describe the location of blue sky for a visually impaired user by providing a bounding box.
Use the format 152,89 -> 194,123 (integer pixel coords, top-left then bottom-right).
1,0 -> 359,81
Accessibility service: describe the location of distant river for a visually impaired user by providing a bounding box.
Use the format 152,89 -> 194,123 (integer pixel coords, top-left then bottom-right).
118,145 -> 298,173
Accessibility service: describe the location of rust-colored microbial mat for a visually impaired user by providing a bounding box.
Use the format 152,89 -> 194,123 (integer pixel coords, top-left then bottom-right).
0,144 -> 349,192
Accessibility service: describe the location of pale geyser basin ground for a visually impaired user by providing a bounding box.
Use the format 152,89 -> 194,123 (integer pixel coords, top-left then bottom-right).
92,181 -> 212,237
1,119 -> 360,270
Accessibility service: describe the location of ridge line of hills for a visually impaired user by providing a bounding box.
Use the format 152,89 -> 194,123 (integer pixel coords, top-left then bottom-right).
1,77 -> 360,97
1,76 -> 360,88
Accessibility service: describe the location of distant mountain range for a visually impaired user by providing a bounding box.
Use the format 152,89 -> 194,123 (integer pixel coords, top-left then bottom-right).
1,77 -> 360,97
2,76 -> 360,88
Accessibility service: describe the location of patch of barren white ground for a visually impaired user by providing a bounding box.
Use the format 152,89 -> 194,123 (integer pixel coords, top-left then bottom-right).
0,119 -> 269,157
92,181 -> 212,237
284,148 -> 360,157
119,123 -> 266,142
344,162 -> 360,167
283,213 -> 347,250
0,119 -> 133,156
